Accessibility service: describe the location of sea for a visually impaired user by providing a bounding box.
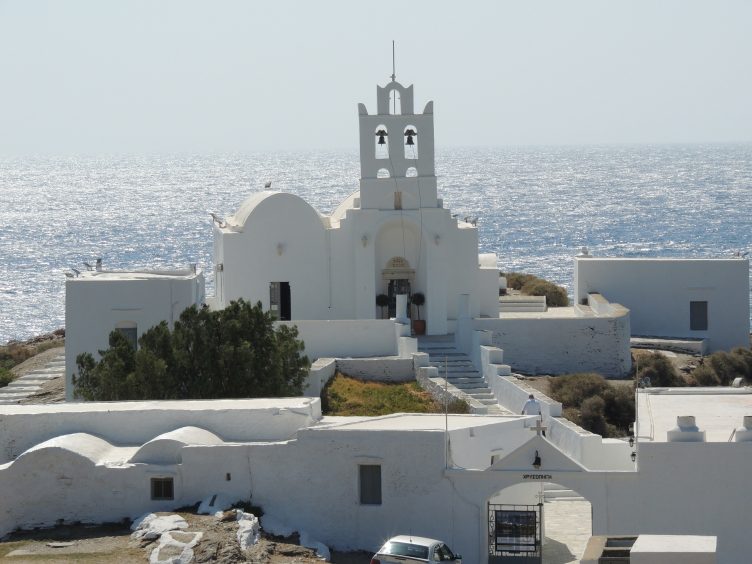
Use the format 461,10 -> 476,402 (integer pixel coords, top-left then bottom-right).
1,144 -> 751,345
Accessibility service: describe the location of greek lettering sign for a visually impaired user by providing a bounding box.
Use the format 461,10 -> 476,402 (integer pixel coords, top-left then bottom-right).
522,473 -> 552,480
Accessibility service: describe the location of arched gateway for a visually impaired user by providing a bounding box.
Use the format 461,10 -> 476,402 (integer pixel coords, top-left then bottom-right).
446,435 -> 608,564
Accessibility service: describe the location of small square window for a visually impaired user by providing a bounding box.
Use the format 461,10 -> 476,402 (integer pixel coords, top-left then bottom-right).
690,301 -> 708,331
151,477 -> 174,500
359,464 -> 382,505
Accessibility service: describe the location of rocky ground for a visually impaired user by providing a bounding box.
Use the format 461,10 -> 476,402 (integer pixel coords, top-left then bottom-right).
0,512 -> 373,563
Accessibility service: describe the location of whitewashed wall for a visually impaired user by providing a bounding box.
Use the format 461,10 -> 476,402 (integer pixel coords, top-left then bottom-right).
1,403 -> 751,563
575,257 -> 750,352
473,307 -> 632,377
0,399 -> 319,464
278,319 -> 399,359
65,271 -> 204,401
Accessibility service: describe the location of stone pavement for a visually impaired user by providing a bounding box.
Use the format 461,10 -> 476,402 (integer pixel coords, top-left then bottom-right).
0,353 -> 65,404
542,499 -> 592,564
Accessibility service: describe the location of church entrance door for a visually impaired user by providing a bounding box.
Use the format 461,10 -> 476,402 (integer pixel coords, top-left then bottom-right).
387,279 -> 411,318
270,281 -> 291,321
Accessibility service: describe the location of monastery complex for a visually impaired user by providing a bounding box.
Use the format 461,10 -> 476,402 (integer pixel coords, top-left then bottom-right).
2,75 -> 751,563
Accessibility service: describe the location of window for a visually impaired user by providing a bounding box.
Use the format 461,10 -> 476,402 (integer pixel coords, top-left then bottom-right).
116,326 -> 137,350
359,464 -> 381,505
690,301 -> 708,331
151,477 -> 174,500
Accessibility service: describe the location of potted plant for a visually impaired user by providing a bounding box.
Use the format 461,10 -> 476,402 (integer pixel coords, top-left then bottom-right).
376,294 -> 389,319
411,292 -> 426,335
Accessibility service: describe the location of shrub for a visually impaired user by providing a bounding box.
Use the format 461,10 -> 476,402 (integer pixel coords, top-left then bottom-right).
601,385 -> 636,434
635,351 -> 683,387
0,368 -> 13,388
707,351 -> 748,385
548,373 -> 610,407
579,396 -> 617,437
690,365 -> 721,387
503,272 -> 537,290
731,347 -> 752,383
520,279 -> 569,307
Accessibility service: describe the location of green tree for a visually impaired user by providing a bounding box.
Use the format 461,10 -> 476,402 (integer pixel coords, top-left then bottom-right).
74,299 -> 309,401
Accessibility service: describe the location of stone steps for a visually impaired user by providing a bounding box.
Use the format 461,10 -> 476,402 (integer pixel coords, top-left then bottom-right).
0,354 -> 65,405
418,335 -> 512,415
544,484 -> 586,502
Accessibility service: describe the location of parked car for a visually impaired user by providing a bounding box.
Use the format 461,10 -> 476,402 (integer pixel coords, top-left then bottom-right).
370,535 -> 462,563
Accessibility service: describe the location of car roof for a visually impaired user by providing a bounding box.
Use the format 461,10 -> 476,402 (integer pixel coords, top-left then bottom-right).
385,535 -> 442,547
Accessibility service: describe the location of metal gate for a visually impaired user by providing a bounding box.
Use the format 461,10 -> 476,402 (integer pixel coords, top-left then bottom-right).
488,503 -> 542,564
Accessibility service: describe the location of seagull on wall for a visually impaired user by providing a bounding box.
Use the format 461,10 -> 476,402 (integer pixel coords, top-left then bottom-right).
209,212 -> 227,228
264,181 -> 272,189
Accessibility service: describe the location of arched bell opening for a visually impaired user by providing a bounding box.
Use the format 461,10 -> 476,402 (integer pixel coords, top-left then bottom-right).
403,125 -> 418,159
375,124 -> 389,160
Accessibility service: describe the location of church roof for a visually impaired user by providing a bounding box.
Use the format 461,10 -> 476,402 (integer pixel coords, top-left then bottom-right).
228,191 -> 328,229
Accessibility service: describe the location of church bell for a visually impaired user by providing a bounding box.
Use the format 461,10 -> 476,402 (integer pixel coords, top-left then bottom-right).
376,130 -> 388,145
404,129 -> 416,145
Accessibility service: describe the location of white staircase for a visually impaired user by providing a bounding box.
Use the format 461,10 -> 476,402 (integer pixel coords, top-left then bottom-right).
418,335 -> 508,415
0,353 -> 65,405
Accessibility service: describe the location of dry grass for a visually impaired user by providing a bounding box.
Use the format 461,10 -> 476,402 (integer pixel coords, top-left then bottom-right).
322,373 -> 468,416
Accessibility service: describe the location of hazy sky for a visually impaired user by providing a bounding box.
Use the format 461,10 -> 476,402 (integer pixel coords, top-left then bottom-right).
1,0 -> 751,154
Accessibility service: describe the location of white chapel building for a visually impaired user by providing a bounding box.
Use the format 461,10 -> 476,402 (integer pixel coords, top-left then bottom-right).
211,78 -> 499,333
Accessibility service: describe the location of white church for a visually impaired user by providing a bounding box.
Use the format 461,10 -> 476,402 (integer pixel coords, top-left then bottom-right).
3,74 -> 751,563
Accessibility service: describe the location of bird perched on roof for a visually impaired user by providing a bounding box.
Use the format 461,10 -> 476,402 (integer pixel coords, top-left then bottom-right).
83,262 -> 93,270
264,181 -> 272,189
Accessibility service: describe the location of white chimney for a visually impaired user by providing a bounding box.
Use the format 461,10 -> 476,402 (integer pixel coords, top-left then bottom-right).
734,416 -> 752,442
667,416 -> 706,442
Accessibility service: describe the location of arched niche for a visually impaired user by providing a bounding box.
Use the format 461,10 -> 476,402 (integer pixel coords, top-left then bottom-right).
405,167 -> 418,178
388,89 -> 402,115
377,168 -> 391,179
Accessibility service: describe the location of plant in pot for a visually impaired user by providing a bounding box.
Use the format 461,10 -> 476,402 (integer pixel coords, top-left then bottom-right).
376,294 -> 389,319
411,292 -> 426,335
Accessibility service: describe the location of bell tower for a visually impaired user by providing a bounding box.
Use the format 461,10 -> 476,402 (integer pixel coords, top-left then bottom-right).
357,78 -> 438,210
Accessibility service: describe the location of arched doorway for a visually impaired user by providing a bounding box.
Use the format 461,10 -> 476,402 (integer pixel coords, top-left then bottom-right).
487,482 -> 592,564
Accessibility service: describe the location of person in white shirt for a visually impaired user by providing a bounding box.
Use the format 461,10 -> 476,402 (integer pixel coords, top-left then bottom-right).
521,393 -> 541,416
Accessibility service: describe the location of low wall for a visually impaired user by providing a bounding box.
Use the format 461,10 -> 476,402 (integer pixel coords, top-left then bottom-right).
278,319 -> 398,360
336,358 -> 414,382
304,358 -> 337,397
473,309 -> 632,377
